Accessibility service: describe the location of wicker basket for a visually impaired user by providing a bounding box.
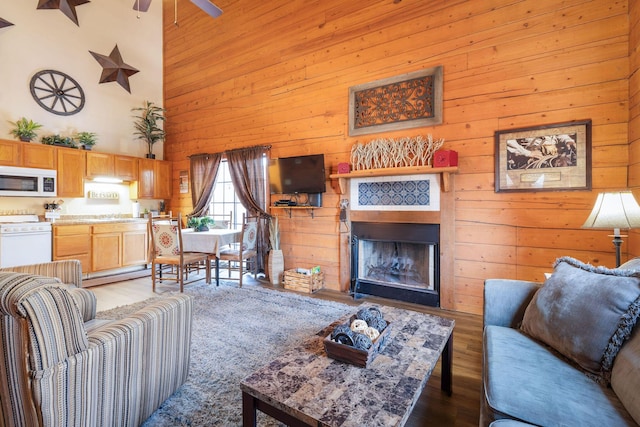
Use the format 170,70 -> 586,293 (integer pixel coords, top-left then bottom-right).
283,269 -> 324,293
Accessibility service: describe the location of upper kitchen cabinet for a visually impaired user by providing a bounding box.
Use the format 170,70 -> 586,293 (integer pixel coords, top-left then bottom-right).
57,149 -> 85,197
86,152 -> 140,181
22,143 -> 56,169
133,157 -> 155,199
85,152 -> 114,178
114,155 -> 138,181
154,159 -> 172,199
0,139 -> 56,169
130,158 -> 172,200
0,139 -> 21,165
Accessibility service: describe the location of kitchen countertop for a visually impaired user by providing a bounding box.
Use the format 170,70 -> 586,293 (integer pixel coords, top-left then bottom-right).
48,215 -> 149,225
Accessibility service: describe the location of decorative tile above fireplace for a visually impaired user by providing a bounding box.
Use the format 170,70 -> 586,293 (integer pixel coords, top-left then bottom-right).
350,174 -> 440,211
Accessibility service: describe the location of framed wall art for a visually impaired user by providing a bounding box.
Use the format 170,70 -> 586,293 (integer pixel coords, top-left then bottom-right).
348,66 -> 443,136
494,120 -> 592,193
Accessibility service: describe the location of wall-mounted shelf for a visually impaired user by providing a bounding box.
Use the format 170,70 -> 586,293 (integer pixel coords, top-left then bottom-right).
271,206 -> 318,218
329,165 -> 458,194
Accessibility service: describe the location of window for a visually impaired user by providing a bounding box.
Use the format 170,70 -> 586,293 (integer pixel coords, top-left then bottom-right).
208,160 -> 245,228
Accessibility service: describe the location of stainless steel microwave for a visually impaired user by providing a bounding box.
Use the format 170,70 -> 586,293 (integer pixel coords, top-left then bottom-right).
0,166 -> 57,197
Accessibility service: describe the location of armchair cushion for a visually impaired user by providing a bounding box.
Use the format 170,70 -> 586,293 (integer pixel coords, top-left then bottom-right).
0,260 -> 95,321
17,285 -> 89,371
520,257 -> 640,382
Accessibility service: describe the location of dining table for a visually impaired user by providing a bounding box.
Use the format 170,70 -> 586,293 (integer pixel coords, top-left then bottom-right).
181,228 -> 241,285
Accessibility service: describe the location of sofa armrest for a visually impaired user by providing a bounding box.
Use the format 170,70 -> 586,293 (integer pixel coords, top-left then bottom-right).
67,288 -> 97,322
0,260 -> 83,288
87,294 -> 193,425
483,279 -> 540,329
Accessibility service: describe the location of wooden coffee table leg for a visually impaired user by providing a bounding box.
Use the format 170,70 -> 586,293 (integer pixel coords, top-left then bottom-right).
441,332 -> 453,396
242,391 -> 257,427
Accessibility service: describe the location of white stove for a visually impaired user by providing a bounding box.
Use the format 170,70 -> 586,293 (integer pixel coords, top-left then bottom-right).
0,214 -> 52,268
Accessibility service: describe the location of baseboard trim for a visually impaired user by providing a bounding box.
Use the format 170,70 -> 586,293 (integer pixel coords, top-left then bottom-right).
83,268 -> 151,287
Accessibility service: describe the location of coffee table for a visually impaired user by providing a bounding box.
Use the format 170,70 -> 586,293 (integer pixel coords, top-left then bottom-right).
240,304 -> 455,427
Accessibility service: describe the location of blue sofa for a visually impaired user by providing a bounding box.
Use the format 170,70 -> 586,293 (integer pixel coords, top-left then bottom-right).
481,257 -> 640,427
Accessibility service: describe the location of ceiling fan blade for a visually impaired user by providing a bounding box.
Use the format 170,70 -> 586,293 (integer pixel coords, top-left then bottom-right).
190,0 -> 223,18
132,0 -> 152,12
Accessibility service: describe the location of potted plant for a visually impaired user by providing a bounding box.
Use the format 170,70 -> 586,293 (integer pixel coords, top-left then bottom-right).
187,216 -> 214,232
9,117 -> 43,142
75,131 -> 98,150
132,100 -> 165,159
41,134 -> 78,148
267,216 -> 284,285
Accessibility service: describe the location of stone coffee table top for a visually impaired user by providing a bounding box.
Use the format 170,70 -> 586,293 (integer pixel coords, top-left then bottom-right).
241,303 -> 455,427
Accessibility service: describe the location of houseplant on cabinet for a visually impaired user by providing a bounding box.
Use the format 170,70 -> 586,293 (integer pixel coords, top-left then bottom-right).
267,216 -> 284,285
75,131 -> 98,150
41,134 -> 77,148
132,100 -> 165,159
9,117 -> 43,142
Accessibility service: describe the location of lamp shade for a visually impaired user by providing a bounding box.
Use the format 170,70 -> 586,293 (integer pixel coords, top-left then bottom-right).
582,192 -> 640,230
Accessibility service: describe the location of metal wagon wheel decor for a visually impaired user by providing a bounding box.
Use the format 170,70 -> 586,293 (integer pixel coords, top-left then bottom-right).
30,69 -> 85,116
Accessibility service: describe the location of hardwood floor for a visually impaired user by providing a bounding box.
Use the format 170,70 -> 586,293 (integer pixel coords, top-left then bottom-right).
88,273 -> 483,426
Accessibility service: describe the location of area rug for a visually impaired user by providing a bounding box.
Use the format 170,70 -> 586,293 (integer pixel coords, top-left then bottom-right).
96,280 -> 354,426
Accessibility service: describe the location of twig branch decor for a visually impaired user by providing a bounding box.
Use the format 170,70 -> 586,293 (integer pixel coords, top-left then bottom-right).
349,135 -> 445,171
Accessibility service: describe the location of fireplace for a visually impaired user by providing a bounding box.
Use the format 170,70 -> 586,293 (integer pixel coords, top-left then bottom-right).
350,221 -> 440,307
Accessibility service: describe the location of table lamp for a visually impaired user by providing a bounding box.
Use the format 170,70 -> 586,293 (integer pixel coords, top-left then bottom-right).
582,191 -> 640,267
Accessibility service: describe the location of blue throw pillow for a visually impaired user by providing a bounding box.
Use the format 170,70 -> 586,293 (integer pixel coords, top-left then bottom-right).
520,257 -> 640,383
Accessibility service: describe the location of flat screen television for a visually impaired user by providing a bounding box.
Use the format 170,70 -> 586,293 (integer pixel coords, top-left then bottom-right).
269,154 -> 326,194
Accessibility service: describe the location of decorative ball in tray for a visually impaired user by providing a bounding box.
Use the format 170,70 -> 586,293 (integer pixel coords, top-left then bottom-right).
323,306 -> 392,368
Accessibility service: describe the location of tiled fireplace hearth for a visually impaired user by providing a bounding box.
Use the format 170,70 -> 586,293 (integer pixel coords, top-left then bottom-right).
350,221 -> 440,307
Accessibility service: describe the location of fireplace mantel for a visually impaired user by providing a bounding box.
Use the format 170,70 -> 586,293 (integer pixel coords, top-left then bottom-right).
329,165 -> 458,194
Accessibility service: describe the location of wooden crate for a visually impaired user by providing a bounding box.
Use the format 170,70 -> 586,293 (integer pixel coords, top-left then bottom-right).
323,316 -> 392,368
283,269 -> 324,293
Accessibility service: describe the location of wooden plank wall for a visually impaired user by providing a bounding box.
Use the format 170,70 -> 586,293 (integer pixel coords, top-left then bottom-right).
630,0 -> 640,257
163,0 -> 631,314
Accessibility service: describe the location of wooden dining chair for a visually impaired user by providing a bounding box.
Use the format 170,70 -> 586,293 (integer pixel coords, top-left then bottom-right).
207,210 -> 233,229
216,214 -> 258,287
149,213 -> 211,292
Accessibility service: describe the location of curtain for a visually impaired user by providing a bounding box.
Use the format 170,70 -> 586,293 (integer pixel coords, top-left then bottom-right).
188,153 -> 222,218
225,146 -> 271,272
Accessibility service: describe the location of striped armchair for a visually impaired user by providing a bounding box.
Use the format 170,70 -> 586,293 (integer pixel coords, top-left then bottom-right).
0,261 -> 193,427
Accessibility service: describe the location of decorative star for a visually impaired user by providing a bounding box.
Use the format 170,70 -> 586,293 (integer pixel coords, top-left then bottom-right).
37,0 -> 90,26
0,18 -> 14,29
89,45 -> 140,93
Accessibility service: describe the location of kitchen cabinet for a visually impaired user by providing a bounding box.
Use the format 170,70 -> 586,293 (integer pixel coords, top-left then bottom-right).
115,155 -> 138,181
83,152 -> 140,181
154,159 -> 172,199
22,143 -> 56,169
0,139 -> 56,169
57,148 -> 85,197
92,222 -> 148,272
130,158 -> 171,199
0,139 -> 20,166
122,225 -> 148,265
133,157 -> 155,199
52,224 -> 91,273
85,152 -> 114,178
92,231 -> 122,271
